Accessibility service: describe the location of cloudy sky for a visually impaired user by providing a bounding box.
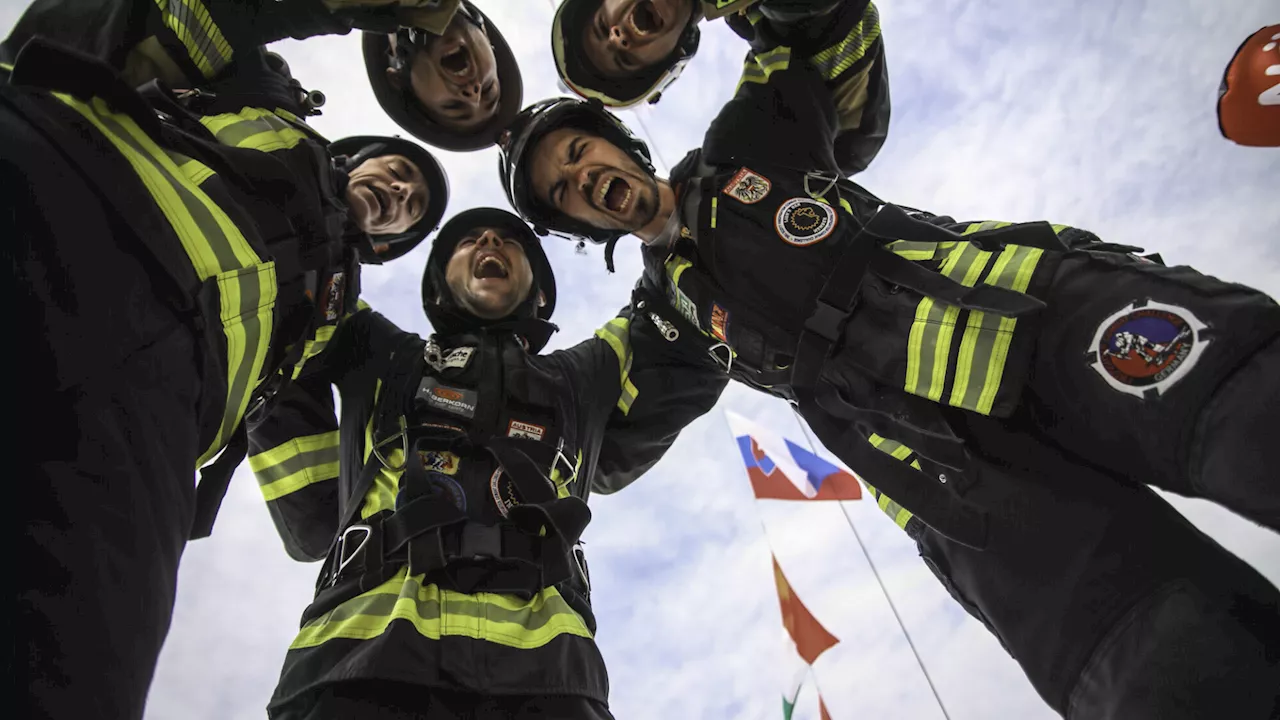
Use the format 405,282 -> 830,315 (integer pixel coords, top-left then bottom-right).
5,0 -> 1277,718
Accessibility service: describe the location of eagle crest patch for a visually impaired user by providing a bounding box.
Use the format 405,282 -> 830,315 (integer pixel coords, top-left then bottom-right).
722,168 -> 772,204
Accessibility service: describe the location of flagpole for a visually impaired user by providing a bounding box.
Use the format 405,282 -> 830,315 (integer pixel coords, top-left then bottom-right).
791,407 -> 953,720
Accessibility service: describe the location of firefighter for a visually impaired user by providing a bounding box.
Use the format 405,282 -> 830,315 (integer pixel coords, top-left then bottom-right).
495,12 -> 1280,719
245,207 -> 725,718
1,0 -> 522,150
551,0 -> 890,175
4,33 -> 451,718
1218,24 -> 1280,148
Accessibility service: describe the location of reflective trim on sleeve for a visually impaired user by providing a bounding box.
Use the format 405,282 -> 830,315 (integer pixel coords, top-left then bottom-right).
595,317 -> 639,414
54,93 -> 276,467
810,2 -> 881,81
152,0 -> 232,79
200,107 -> 310,153
290,324 -> 340,380
250,430 -> 341,502
290,568 -> 593,650
736,46 -> 792,91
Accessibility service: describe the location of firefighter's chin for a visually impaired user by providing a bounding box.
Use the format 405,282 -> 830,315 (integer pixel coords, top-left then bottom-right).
457,280 -> 522,320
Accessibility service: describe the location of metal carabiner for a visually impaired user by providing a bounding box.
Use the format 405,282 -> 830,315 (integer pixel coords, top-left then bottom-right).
331,523 -> 372,587
708,342 -> 735,375
550,440 -> 578,493
804,171 -> 839,201
371,415 -> 410,471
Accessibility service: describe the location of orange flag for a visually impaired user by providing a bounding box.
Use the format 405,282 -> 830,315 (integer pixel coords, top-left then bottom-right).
773,556 -> 839,665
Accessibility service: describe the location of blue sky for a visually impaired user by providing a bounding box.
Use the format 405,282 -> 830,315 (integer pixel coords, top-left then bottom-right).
4,0 -> 1277,718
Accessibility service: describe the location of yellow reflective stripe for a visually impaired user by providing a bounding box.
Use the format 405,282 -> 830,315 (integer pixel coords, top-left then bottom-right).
360,382 -> 401,519
904,243 -> 991,401
975,247 -> 1042,414
737,47 -> 792,91
595,318 -> 638,414
152,0 -> 232,79
863,435 -> 916,530
887,240 -> 939,261
289,323 -> 340,380
165,151 -> 216,186
211,264 -> 277,464
58,95 -> 258,276
811,2 -> 881,80
54,93 -> 273,465
946,223 -> 1043,413
291,568 -> 592,650
200,108 -> 309,152
250,431 -> 341,502
710,196 -> 718,229
745,7 -> 763,24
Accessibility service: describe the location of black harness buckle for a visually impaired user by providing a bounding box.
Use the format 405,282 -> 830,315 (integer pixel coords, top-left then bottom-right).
804,300 -> 851,344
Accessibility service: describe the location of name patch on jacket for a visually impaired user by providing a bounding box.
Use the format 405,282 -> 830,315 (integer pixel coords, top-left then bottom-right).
710,303 -> 730,343
417,377 -> 478,418
322,272 -> 346,321
775,198 -> 837,246
722,167 -> 771,204
507,419 -> 546,441
426,346 -> 475,373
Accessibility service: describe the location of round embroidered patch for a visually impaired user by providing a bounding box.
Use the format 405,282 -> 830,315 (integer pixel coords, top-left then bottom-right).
424,471 -> 466,511
775,197 -> 837,246
1088,300 -> 1210,399
489,468 -> 519,518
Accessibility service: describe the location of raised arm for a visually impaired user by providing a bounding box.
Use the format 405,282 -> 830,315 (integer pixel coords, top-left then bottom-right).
710,0 -> 889,175
589,304 -> 729,495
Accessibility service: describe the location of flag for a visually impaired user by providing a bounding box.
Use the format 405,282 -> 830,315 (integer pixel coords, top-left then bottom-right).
774,555 -> 839,719
726,410 -> 862,501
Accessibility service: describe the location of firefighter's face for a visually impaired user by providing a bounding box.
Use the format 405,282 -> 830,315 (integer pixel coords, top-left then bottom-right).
581,0 -> 693,78
445,227 -> 535,319
528,127 -> 660,233
388,14 -> 500,133
346,154 -> 430,237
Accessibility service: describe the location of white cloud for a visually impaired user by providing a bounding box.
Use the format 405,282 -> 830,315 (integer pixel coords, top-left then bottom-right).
3,0 -> 1276,718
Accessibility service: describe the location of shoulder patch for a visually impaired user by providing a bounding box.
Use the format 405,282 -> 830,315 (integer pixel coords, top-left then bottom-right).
722,167 -> 772,204
775,198 -> 837,246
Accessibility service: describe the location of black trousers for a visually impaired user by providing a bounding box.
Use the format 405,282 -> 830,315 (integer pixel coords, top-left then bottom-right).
274,680 -> 616,720
5,100 -> 203,719
921,410 -> 1280,719
1027,251 -> 1280,531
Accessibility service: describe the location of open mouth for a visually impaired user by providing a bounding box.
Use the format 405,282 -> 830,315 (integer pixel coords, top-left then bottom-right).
629,0 -> 661,35
369,184 -> 390,222
599,175 -> 633,214
474,252 -> 509,280
440,45 -> 472,78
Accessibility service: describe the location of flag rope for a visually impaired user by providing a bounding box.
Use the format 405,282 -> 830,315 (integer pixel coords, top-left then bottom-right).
791,407 -> 953,720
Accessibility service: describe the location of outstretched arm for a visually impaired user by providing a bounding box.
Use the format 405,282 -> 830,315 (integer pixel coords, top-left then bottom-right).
589,305 -> 730,495
711,0 -> 890,176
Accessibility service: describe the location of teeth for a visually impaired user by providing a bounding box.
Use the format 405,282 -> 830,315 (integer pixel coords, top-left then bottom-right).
599,178 -> 612,205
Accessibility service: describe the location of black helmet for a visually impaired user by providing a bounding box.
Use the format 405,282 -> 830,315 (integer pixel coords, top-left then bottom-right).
363,1 -> 523,152
497,97 -> 654,270
330,135 -> 451,264
551,0 -> 700,109
422,208 -> 559,352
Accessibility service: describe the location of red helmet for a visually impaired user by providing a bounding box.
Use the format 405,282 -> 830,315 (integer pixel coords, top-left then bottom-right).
1217,25 -> 1280,147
